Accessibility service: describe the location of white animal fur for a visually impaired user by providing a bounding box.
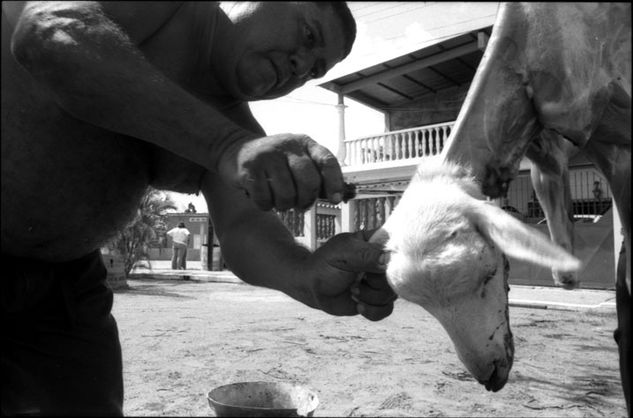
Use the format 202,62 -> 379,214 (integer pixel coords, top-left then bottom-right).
369,161 -> 581,391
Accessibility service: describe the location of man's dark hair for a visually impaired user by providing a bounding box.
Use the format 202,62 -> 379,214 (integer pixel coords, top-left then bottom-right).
316,2 -> 356,59
178,222 -> 186,228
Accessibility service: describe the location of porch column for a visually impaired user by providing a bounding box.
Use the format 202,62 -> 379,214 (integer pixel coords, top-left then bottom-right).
340,200 -> 356,233
334,206 -> 342,236
336,93 -> 347,165
304,205 -> 318,250
199,222 -> 205,265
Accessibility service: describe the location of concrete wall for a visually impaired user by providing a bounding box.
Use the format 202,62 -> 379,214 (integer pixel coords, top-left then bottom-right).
509,212 -> 615,289
101,250 -> 128,289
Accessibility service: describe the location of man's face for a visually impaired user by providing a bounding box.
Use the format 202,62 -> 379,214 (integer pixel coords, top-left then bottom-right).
217,2 -> 348,100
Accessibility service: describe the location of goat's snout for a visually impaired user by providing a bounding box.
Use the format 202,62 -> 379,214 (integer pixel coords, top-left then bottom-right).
483,356 -> 512,392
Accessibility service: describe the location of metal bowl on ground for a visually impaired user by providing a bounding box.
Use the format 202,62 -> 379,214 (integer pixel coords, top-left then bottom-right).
207,381 -> 319,417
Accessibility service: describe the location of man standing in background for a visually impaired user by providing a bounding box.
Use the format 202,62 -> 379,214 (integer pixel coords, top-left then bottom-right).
167,222 -> 191,270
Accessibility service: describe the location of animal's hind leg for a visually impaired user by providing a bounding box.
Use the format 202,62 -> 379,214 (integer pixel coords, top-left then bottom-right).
583,80 -> 631,414
527,131 -> 579,289
614,243 -> 630,414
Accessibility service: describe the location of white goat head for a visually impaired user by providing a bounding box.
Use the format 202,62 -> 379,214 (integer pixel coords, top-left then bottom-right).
370,162 -> 581,392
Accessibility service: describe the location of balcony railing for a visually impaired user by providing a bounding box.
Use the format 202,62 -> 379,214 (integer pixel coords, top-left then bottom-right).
343,121 -> 454,167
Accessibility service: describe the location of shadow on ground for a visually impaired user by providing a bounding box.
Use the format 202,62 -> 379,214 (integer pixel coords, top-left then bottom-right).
113,278 -> 198,299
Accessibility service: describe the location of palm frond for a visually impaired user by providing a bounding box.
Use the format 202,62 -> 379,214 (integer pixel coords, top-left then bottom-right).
106,187 -> 178,277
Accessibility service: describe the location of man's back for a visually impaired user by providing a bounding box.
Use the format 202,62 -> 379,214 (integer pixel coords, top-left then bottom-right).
168,227 -> 190,245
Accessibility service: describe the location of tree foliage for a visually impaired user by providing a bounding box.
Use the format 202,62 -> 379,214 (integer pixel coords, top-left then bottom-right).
106,188 -> 177,276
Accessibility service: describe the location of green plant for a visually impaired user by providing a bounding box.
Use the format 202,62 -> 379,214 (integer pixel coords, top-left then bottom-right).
106,188 -> 177,277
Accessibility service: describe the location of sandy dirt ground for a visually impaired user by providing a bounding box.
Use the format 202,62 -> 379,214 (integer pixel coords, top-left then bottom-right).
112,278 -> 627,417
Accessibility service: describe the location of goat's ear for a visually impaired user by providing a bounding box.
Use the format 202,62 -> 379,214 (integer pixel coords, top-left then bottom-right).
468,201 -> 582,272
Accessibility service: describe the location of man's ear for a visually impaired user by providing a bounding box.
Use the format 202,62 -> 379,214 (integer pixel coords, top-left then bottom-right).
467,201 -> 582,272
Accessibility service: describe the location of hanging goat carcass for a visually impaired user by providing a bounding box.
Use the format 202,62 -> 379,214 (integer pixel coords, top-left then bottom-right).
440,2 -> 630,410
368,3 -> 630,403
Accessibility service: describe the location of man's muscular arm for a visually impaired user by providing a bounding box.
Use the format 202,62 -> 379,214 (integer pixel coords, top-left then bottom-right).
5,1 -> 254,173
148,101 -> 265,194
201,171 -> 392,320
4,1 -> 345,208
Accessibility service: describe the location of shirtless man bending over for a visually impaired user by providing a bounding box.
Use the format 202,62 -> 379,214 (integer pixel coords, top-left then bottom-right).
1,2 -> 396,415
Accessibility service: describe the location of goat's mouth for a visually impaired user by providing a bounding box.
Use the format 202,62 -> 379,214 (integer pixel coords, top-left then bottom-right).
480,358 -> 511,392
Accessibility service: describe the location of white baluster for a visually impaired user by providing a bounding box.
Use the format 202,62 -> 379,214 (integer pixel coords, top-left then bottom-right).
351,140 -> 358,165
350,141 -> 355,165
362,138 -> 367,164
349,140 -> 354,165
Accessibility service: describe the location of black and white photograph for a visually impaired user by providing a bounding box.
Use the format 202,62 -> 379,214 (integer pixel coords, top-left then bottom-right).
1,2 -> 629,416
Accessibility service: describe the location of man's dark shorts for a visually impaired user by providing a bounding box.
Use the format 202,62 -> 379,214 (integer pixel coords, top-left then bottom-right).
1,251 -> 123,416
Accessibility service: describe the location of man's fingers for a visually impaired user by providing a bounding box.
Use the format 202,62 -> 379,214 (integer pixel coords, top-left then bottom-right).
353,273 -> 397,306
243,174 -> 273,211
232,134 -> 346,211
354,299 -> 395,322
351,275 -> 397,322
287,154 -> 321,210
267,168 -> 297,211
319,292 -> 358,317
362,272 -> 394,291
325,236 -> 388,274
305,139 -> 345,204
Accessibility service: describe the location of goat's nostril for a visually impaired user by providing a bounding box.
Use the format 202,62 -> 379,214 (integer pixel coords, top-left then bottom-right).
483,360 -> 510,392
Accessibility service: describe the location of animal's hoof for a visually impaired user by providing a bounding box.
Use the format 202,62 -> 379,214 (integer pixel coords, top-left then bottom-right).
560,281 -> 580,290
554,271 -> 580,290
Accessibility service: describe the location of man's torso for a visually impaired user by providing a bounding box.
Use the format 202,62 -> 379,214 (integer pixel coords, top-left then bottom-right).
1,3 -> 227,261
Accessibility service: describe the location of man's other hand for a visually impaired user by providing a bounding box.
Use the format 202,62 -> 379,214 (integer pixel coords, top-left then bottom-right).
301,230 -> 397,321
220,134 -> 345,211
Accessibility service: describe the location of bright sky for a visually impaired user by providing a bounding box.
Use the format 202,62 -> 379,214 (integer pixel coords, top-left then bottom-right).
169,2 -> 500,213
172,86 -> 384,214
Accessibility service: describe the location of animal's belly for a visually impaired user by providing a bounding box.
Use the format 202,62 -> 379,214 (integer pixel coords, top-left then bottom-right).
1,113 -> 152,262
